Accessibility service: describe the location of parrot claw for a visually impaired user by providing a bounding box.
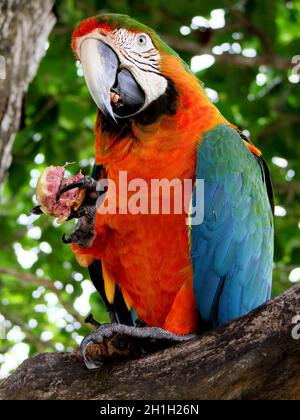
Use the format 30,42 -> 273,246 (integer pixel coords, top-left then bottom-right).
61,215 -> 96,247
80,323 -> 196,370
62,233 -> 72,244
80,334 -> 103,370
30,205 -> 43,215
85,313 -> 102,328
58,176 -> 99,197
62,202 -> 97,247
59,176 -> 105,248
66,206 -> 88,221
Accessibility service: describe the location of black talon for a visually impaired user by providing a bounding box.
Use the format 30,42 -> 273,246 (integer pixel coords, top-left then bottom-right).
66,213 -> 77,221
62,233 -> 72,244
59,181 -> 85,197
85,314 -> 101,328
136,319 -> 147,328
66,207 -> 87,221
30,205 -> 43,215
58,176 -> 99,199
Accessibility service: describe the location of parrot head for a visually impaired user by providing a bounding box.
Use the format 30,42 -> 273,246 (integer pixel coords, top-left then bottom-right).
72,14 -> 196,124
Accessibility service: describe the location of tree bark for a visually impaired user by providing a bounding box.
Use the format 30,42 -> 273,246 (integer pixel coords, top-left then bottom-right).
0,0 -> 56,188
1,284 -> 300,400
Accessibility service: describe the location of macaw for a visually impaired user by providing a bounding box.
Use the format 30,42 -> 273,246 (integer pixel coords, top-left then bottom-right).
63,14 -> 274,368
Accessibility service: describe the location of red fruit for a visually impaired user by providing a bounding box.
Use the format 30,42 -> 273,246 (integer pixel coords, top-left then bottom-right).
36,166 -> 86,223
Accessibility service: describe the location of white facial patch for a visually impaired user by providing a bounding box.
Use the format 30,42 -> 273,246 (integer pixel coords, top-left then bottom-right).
111,29 -> 168,109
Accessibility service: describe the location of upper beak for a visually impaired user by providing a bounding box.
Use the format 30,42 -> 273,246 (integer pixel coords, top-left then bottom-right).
79,37 -> 145,122
79,38 -> 119,123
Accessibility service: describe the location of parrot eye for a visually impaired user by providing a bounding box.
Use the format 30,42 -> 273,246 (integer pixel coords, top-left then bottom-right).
137,35 -> 147,47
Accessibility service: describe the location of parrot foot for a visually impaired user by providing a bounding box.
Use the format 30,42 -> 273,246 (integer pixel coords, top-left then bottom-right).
59,176 -> 105,248
80,323 -> 196,370
61,203 -> 97,248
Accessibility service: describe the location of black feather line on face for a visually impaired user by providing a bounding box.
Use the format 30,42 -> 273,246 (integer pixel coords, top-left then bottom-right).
99,77 -> 178,140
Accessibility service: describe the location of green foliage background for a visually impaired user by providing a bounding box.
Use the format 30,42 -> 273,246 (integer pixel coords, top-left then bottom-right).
0,0 -> 300,377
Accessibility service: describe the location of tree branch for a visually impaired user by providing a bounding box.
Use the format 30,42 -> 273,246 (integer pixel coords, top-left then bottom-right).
1,285 -> 300,400
0,0 -> 56,189
0,267 -> 88,328
0,307 -> 54,353
223,0 -> 274,54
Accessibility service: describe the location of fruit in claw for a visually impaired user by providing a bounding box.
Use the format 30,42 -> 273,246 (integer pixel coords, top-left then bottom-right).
36,165 -> 86,223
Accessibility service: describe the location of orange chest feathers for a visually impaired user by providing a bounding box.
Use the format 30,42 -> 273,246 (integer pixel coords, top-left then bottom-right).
90,59 -> 227,332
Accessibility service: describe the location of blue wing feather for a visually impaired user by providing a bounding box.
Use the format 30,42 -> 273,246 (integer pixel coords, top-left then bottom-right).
191,124 -> 274,326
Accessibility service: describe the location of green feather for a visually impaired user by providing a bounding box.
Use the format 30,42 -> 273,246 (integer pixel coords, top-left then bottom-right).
95,14 -> 187,63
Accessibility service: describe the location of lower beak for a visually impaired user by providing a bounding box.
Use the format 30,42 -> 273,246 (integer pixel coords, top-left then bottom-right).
79,38 -> 145,122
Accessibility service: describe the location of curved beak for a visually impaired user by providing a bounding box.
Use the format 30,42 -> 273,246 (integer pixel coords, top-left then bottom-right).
79,37 -> 145,122
79,38 -> 119,123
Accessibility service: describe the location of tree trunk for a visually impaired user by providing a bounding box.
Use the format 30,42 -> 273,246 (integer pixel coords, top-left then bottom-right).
1,284 -> 300,400
0,0 -> 56,188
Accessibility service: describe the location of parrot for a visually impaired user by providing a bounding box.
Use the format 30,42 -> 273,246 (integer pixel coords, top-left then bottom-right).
58,14 -> 274,368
